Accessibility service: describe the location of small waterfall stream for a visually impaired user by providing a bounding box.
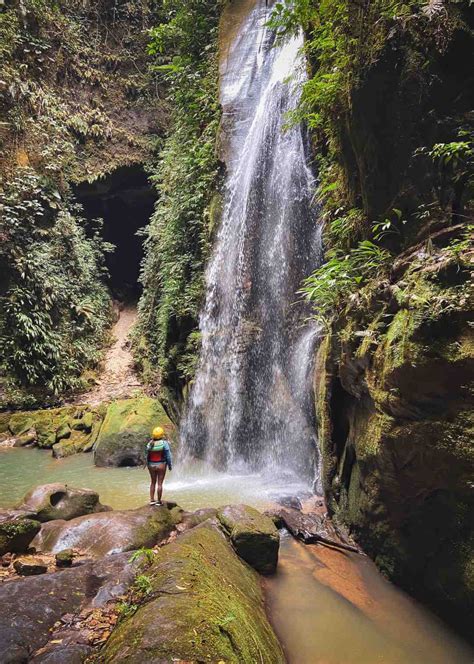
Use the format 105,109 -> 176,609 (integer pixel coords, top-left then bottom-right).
182,1 -> 322,485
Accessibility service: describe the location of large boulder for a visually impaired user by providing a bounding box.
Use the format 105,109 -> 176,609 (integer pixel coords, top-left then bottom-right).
0,552 -> 137,663
217,504 -> 280,574
101,522 -> 285,663
0,514 -> 41,556
94,396 -> 175,467
18,483 -> 110,522
32,504 -> 182,557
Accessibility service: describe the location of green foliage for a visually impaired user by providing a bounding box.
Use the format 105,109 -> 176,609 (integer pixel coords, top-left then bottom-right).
128,547 -> 156,564
135,0 -> 223,393
273,0 -> 472,324
301,241 -> 391,326
415,134 -> 474,211
134,574 -> 153,596
0,168 -> 112,396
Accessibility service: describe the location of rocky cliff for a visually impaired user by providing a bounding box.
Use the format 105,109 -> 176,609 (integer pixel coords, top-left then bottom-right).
284,0 -> 474,638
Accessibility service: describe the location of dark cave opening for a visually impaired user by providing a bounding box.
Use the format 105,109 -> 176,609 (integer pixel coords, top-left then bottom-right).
74,164 -> 156,300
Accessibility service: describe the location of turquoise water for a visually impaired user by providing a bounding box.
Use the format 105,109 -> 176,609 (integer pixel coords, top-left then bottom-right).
0,446 -> 309,511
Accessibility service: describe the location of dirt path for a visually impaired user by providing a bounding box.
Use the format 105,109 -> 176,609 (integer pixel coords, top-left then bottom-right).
73,304 -> 142,405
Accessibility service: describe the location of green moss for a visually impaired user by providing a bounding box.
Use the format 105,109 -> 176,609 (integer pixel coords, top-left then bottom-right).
102,523 -> 285,663
217,504 -> 280,574
94,397 -> 175,467
0,518 -> 41,556
8,414 -> 35,436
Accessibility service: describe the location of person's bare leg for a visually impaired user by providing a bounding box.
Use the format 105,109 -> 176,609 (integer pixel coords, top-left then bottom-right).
157,464 -> 167,503
148,468 -> 157,503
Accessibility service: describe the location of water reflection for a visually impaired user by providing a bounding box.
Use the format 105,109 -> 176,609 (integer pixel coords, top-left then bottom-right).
265,533 -> 473,664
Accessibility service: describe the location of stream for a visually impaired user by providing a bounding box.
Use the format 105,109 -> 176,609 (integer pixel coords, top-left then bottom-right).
1,446 -> 473,662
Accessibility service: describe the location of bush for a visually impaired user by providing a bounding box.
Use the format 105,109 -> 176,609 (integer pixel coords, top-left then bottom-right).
0,168 -> 112,396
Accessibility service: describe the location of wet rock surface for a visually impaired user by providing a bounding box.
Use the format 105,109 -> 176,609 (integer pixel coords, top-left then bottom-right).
217,504 -> 280,575
93,396 -> 175,467
0,552 -> 136,663
18,483 -> 110,522
33,503 -> 183,557
13,557 -> 48,576
101,521 -> 285,663
315,243 -> 474,637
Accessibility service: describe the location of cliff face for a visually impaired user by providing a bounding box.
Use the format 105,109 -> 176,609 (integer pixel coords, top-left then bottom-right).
315,235 -> 473,635
296,0 -> 474,638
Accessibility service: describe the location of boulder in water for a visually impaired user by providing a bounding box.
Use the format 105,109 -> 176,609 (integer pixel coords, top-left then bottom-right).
94,396 -> 175,467
217,504 -> 280,574
33,503 -> 183,557
101,521 -> 285,663
18,483 -> 110,522
0,515 -> 41,555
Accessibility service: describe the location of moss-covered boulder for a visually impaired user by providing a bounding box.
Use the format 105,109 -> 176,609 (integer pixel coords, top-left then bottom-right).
217,504 -> 280,574
8,413 -> 35,437
94,397 -> 175,467
33,504 -> 182,557
52,430 -> 93,458
18,483 -> 109,522
101,522 -> 285,663
0,516 -> 41,555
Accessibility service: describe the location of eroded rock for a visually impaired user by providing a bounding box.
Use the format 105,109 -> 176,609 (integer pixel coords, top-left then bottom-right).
18,483 -> 110,522
0,552 -> 137,663
33,503 -> 182,557
101,522 -> 285,663
217,504 -> 280,574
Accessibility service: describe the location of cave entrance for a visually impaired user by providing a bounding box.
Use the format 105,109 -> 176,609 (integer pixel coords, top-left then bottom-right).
74,164 -> 156,301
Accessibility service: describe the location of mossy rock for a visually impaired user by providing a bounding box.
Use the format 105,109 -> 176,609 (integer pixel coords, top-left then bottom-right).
52,430 -> 92,458
70,410 -> 93,432
82,413 -> 104,453
0,413 -> 10,435
217,504 -> 280,575
0,517 -> 41,556
9,414 -> 35,437
101,522 -> 285,663
55,422 -> 71,442
94,397 -> 175,467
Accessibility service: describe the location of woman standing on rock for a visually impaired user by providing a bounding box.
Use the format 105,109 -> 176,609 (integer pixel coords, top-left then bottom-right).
146,427 -> 173,506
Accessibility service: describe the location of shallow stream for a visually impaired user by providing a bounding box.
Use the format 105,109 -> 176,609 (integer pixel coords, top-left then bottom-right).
1,446 -> 472,663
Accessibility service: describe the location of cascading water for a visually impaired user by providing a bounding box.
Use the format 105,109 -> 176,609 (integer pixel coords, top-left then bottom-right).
182,0 -> 322,486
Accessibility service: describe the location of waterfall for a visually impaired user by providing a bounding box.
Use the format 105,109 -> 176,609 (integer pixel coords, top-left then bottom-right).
181,1 -> 322,485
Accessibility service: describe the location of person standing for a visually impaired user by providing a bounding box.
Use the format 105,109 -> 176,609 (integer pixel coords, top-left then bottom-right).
146,426 -> 172,506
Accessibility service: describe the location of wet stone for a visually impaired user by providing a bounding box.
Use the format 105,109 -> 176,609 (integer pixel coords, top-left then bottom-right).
55,549 -> 75,568
14,557 -> 48,576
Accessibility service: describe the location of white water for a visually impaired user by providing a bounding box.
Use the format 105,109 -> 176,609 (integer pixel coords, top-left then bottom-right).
182,1 -> 321,489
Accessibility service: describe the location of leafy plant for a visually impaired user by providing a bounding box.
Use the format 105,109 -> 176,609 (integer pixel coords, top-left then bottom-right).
134,574 -> 153,596
134,0 -> 223,395
128,547 -> 156,564
301,241 -> 391,325
0,168 -> 112,396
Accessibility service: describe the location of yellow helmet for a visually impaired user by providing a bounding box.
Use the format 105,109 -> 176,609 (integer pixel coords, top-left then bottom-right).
152,426 -> 165,440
